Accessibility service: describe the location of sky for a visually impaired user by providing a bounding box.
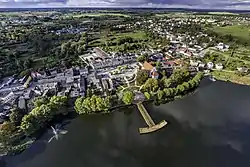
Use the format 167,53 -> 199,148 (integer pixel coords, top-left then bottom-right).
0,0 -> 250,9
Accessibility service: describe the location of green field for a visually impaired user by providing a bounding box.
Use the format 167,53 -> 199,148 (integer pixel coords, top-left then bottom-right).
71,13 -> 130,18
155,13 -> 191,17
89,31 -> 147,46
208,12 -> 239,15
212,70 -> 250,86
212,25 -> 250,41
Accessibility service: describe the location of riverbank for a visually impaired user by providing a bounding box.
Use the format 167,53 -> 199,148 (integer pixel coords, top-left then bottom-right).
212,71 -> 250,86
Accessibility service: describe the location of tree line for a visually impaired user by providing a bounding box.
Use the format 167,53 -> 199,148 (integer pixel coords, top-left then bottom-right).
74,95 -> 111,114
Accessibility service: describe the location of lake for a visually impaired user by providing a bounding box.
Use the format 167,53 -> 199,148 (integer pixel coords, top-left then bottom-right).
3,79 -> 250,167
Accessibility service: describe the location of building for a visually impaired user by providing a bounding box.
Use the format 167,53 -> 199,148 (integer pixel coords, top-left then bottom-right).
150,68 -> 159,79
23,76 -> 32,88
179,47 -> 193,57
198,63 -> 206,68
215,63 -> 224,70
216,43 -> 229,51
207,62 -> 214,69
18,96 -> 26,110
93,47 -> 108,58
237,67 -> 248,73
190,60 -> 199,67
142,61 -> 154,71
1,91 -> 17,104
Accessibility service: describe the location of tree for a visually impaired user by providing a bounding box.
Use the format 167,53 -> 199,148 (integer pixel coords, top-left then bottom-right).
170,69 -> 190,86
188,80 -> 196,89
182,82 -> 190,91
9,108 -> 24,126
157,90 -> 165,100
136,55 -> 146,63
161,77 -> 172,88
177,85 -> 185,93
136,70 -> 149,86
21,114 -> 40,136
74,95 -> 111,114
0,121 -> 16,136
144,78 -> 159,92
74,97 -> 85,114
144,92 -> 151,100
33,96 -> 49,107
163,88 -> 171,97
122,91 -> 134,105
49,96 -> 68,112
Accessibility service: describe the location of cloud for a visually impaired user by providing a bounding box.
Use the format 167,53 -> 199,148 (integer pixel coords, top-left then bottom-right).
0,0 -> 250,9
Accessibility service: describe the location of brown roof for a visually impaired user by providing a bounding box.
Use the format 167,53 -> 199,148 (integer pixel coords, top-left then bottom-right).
143,61 -> 154,71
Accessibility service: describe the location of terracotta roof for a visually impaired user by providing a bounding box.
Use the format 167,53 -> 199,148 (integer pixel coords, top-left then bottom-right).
143,61 -> 154,71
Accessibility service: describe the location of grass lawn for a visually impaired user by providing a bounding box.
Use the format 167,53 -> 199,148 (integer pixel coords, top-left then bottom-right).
212,25 -> 250,41
212,70 -> 250,86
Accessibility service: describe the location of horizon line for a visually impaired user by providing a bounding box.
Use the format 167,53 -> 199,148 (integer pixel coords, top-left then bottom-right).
0,7 -> 250,11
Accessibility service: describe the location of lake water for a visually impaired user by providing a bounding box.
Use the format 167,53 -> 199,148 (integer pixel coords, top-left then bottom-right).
3,79 -> 250,167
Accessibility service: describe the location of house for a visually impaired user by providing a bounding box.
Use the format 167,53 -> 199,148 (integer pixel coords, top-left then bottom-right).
23,76 -> 32,88
215,63 -> 223,70
1,92 -> 17,104
198,63 -> 206,68
179,47 -> 193,57
190,60 -> 199,67
18,96 -> 26,110
207,62 -> 214,69
102,78 -> 114,91
150,67 -> 159,79
216,43 -> 229,51
237,67 -> 248,73
24,90 -> 34,100
164,61 -> 176,68
93,47 -> 108,58
142,61 -> 154,71
70,89 -> 80,98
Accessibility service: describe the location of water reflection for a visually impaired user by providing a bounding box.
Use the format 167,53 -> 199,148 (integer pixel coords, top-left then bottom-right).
5,79 -> 250,167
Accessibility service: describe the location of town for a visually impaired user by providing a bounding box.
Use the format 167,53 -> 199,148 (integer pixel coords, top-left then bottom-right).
1,9 -> 250,155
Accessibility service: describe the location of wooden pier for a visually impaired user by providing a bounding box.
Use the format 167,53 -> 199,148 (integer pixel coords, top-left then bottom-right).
136,103 -> 167,134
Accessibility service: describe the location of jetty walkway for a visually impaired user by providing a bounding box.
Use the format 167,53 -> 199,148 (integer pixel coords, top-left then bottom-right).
136,103 -> 167,134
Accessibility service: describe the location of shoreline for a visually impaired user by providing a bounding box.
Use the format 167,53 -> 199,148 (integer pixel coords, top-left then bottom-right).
212,71 -> 250,86
2,72 -> 204,156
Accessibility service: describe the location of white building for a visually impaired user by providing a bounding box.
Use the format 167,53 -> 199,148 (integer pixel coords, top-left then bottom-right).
198,63 -> 206,68
216,43 -> 229,51
190,60 -> 199,67
237,67 -> 248,73
207,62 -> 214,69
215,63 -> 224,70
